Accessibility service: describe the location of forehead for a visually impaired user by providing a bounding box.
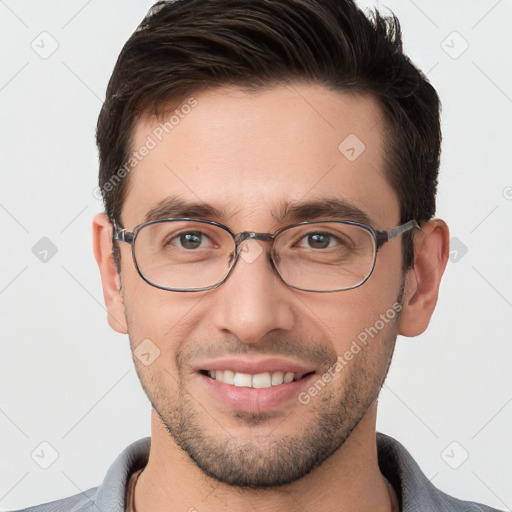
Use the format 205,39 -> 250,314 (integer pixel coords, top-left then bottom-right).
122,83 -> 399,229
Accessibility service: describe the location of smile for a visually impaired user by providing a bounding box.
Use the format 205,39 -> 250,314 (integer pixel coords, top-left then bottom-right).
202,370 -> 309,388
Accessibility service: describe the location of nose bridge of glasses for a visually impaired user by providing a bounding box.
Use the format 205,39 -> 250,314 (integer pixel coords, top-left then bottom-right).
234,231 -> 273,246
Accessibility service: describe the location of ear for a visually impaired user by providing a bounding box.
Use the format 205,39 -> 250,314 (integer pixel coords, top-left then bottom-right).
398,219 -> 450,337
92,213 -> 128,334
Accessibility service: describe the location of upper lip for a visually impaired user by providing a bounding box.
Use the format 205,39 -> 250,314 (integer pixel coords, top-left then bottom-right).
194,357 -> 316,375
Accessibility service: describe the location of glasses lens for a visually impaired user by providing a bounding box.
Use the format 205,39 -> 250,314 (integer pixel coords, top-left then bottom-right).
132,220 -> 377,292
273,222 -> 376,291
133,220 -> 234,290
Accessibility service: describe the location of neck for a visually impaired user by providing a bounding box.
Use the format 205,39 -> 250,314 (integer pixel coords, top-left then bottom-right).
134,402 -> 397,512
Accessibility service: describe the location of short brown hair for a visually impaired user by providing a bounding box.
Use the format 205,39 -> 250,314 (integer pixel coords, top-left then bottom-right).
96,0 -> 441,270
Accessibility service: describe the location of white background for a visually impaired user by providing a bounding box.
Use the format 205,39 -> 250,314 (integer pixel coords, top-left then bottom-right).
1,0 -> 511,510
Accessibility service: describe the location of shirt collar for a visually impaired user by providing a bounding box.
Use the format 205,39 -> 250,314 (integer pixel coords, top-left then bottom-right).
92,433 -> 489,511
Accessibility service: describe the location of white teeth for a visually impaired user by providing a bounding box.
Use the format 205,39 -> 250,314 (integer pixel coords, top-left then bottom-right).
207,370 -> 300,388
233,372 -> 253,387
283,372 -> 294,383
271,371 -> 284,385
223,369 -> 235,385
252,372 -> 272,388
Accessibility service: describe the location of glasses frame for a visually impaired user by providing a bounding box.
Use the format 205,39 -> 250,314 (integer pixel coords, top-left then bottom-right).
112,218 -> 420,293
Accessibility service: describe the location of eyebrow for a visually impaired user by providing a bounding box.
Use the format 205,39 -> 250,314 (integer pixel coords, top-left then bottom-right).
272,198 -> 373,226
143,195 -> 373,227
144,195 -> 232,223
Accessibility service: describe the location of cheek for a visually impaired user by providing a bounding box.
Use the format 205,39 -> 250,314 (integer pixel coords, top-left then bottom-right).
122,276 -> 209,363
297,261 -> 403,367
306,283 -> 401,343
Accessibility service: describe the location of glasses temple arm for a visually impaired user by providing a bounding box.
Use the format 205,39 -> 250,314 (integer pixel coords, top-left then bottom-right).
111,220 -> 134,244
376,220 -> 421,248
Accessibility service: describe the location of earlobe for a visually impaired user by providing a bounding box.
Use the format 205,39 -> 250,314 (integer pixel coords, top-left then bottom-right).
92,213 -> 128,334
398,219 -> 450,337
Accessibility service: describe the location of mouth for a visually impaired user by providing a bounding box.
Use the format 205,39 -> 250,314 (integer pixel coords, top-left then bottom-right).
195,359 -> 318,414
199,369 -> 314,388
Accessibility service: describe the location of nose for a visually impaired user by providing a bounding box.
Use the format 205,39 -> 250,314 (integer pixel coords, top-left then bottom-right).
210,240 -> 296,345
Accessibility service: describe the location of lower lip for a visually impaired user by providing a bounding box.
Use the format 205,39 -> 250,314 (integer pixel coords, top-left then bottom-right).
199,373 -> 316,414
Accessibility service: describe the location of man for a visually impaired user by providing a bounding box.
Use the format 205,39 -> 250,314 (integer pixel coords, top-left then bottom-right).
12,0 -> 503,511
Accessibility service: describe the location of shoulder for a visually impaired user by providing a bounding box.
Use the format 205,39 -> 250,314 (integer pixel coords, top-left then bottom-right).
7,487 -> 98,512
430,487 -> 503,512
7,437 -> 150,512
377,433 -> 504,512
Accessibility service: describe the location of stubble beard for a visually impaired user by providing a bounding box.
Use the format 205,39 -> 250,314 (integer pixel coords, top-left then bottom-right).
133,324 -> 399,489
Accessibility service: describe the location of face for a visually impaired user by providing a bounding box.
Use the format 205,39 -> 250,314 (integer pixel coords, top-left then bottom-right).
113,84 -> 407,487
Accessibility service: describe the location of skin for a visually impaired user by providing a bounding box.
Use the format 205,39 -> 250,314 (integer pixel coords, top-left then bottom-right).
93,83 -> 449,511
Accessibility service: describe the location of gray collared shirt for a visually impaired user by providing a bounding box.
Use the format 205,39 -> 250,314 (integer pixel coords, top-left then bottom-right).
10,433 -> 503,512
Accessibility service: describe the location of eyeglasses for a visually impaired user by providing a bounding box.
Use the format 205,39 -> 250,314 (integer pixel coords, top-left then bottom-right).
112,218 -> 420,293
